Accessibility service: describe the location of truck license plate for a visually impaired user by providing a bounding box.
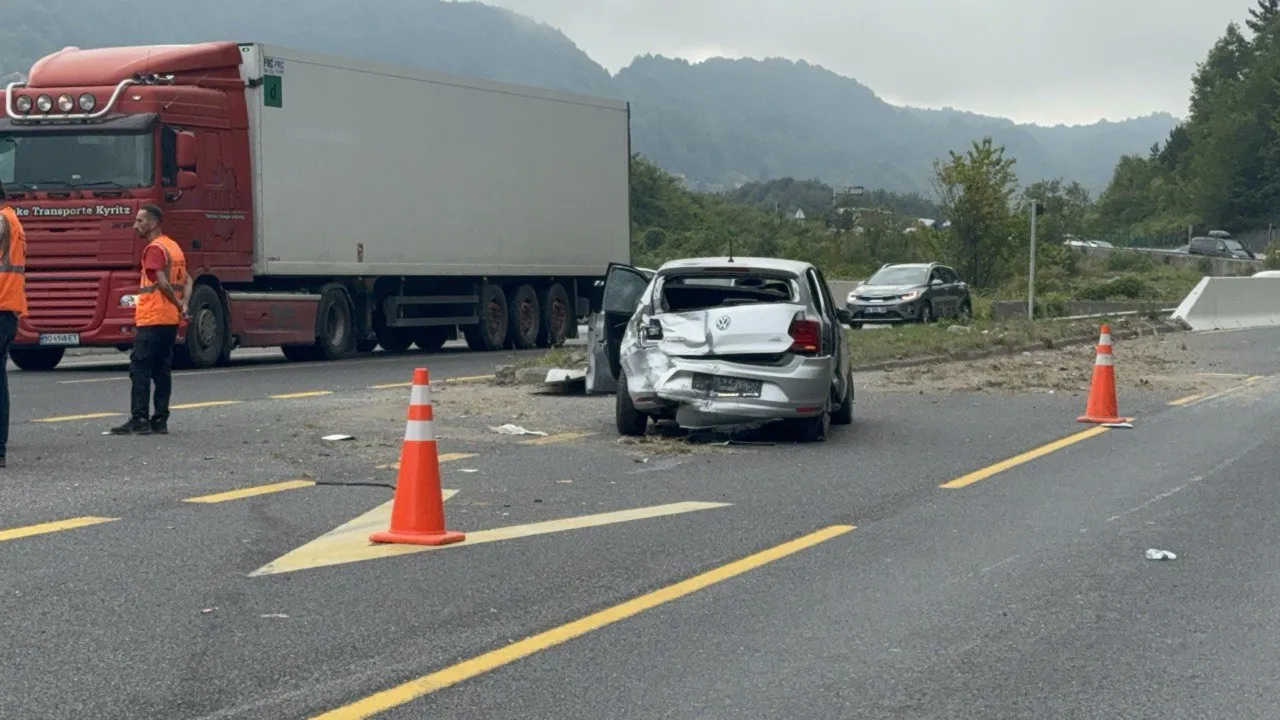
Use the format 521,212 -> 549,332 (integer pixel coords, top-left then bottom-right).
38,333 -> 80,347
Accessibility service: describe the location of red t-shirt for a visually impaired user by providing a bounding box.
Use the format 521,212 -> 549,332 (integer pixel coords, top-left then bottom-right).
142,244 -> 167,282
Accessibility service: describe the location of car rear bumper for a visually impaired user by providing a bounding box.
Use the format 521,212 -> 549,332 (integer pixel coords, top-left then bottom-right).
624,353 -> 834,428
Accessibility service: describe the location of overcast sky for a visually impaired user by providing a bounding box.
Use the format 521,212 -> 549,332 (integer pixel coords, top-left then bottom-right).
486,0 -> 1246,126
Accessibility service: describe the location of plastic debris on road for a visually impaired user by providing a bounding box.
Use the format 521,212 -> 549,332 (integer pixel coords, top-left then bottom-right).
1103,422 -> 1135,429
490,424 -> 548,437
1145,549 -> 1177,561
321,434 -> 355,441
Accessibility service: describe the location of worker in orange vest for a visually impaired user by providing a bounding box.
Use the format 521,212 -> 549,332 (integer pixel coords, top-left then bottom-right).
0,181 -> 28,467
111,204 -> 192,436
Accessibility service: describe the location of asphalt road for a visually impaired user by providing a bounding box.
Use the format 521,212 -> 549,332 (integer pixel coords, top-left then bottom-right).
1,328 -> 1279,719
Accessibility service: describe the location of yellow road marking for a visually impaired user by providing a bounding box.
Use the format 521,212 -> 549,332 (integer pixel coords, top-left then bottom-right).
1246,375 -> 1266,384
941,426 -> 1111,489
0,516 -> 119,543
518,431 -> 597,446
183,479 -> 316,504
310,524 -> 854,718
1167,393 -> 1204,407
251,500 -> 731,577
270,391 -> 333,399
171,400 -> 242,410
369,382 -> 411,390
376,452 -> 476,470
32,412 -> 123,423
444,374 -> 492,383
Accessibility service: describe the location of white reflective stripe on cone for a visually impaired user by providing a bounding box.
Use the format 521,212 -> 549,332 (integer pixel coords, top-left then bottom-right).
404,419 -> 435,441
1095,353 -> 1114,366
410,384 -> 432,406
1099,334 -> 1112,345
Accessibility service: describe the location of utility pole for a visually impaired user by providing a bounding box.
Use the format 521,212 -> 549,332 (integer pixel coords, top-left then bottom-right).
1028,202 -> 1041,321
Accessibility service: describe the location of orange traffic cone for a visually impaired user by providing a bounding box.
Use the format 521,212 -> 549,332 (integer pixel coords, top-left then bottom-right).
370,368 -> 466,546
1077,323 -> 1131,424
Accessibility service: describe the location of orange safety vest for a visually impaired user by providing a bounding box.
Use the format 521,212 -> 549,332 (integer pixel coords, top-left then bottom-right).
136,234 -> 187,327
0,206 -> 27,316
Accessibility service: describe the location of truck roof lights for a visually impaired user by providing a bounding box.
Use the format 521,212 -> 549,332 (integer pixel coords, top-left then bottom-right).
5,79 -> 137,123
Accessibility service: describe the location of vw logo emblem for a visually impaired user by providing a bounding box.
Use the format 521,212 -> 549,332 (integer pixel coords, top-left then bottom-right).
715,315 -> 731,330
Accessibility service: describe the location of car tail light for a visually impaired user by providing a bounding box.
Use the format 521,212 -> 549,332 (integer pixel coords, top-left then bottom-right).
788,315 -> 821,355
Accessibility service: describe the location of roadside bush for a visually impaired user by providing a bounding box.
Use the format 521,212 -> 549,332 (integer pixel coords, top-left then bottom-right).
1078,274 -> 1150,300
1032,292 -> 1071,318
1106,250 -> 1156,273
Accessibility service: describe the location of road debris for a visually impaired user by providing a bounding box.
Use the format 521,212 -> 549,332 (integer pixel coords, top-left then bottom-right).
321,434 -> 355,442
1145,549 -> 1178,561
490,424 -> 548,437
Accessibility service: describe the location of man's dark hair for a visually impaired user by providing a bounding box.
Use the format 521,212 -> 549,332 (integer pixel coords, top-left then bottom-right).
141,204 -> 163,223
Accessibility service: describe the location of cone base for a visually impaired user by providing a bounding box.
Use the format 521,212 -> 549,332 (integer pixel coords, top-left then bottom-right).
1077,415 -> 1133,424
368,529 -> 466,546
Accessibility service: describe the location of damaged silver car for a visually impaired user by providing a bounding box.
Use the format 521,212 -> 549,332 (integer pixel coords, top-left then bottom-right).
587,257 -> 855,441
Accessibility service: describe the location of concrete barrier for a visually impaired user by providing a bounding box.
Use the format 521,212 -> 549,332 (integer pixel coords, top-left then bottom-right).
1171,276 -> 1280,331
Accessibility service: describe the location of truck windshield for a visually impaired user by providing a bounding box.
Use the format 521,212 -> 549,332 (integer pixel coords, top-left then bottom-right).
0,131 -> 154,189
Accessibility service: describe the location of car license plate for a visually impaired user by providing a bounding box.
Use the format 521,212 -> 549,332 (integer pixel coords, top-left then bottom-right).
866,306 -> 886,314
711,376 -> 762,398
38,333 -> 80,347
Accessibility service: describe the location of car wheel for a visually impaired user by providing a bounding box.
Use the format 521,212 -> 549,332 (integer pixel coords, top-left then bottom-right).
791,410 -> 829,443
958,299 -> 973,323
831,372 -> 854,426
919,302 -> 935,324
615,369 -> 649,437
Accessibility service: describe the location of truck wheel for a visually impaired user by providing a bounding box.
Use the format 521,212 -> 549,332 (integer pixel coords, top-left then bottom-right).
463,283 -> 508,351
373,307 -> 412,354
508,284 -> 540,350
182,284 -> 227,369
538,283 -> 570,348
316,285 -> 356,360
412,327 -> 450,353
9,348 -> 64,371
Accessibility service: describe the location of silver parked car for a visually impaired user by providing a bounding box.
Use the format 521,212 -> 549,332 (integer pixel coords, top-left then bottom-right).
587,257 -> 855,441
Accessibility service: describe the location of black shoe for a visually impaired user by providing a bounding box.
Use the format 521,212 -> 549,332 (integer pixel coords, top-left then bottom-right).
150,419 -> 168,435
110,418 -> 153,435
0,456 -> 7,468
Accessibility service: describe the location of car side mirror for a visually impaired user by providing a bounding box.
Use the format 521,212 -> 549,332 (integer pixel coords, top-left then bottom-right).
930,278 -> 943,286
642,318 -> 664,340
177,170 -> 198,190
835,308 -> 854,326
176,131 -> 197,169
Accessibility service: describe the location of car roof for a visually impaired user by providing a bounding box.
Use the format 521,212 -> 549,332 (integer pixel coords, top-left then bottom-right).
876,262 -> 939,270
655,256 -> 815,275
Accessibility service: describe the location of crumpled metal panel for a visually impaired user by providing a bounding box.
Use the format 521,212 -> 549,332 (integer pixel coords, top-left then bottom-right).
649,303 -> 803,357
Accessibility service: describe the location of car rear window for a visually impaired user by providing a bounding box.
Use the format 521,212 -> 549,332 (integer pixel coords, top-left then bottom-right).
659,272 -> 797,312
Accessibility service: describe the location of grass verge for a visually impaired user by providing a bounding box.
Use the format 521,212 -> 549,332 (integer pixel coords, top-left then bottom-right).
848,314 -> 1175,367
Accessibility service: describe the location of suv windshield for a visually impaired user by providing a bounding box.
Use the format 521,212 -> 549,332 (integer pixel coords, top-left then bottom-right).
866,266 -> 929,286
0,131 -> 154,189
659,271 -> 797,312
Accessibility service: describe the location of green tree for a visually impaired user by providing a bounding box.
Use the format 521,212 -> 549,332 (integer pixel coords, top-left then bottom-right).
1247,0 -> 1280,33
931,137 -> 1019,288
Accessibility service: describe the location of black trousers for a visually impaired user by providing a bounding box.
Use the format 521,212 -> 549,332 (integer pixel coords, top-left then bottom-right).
0,312 -> 16,456
130,325 -> 178,423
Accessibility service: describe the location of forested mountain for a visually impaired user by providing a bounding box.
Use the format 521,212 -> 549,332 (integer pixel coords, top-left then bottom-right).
0,0 -> 1175,196
1093,1 -> 1280,238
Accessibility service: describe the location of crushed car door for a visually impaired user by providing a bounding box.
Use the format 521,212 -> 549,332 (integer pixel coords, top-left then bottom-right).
586,263 -> 654,394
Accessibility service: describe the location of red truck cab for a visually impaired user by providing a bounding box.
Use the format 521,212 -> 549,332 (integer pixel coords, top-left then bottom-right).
2,42 -> 254,370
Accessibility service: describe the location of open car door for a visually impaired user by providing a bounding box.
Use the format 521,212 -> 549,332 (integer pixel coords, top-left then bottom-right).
586,263 -> 655,394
